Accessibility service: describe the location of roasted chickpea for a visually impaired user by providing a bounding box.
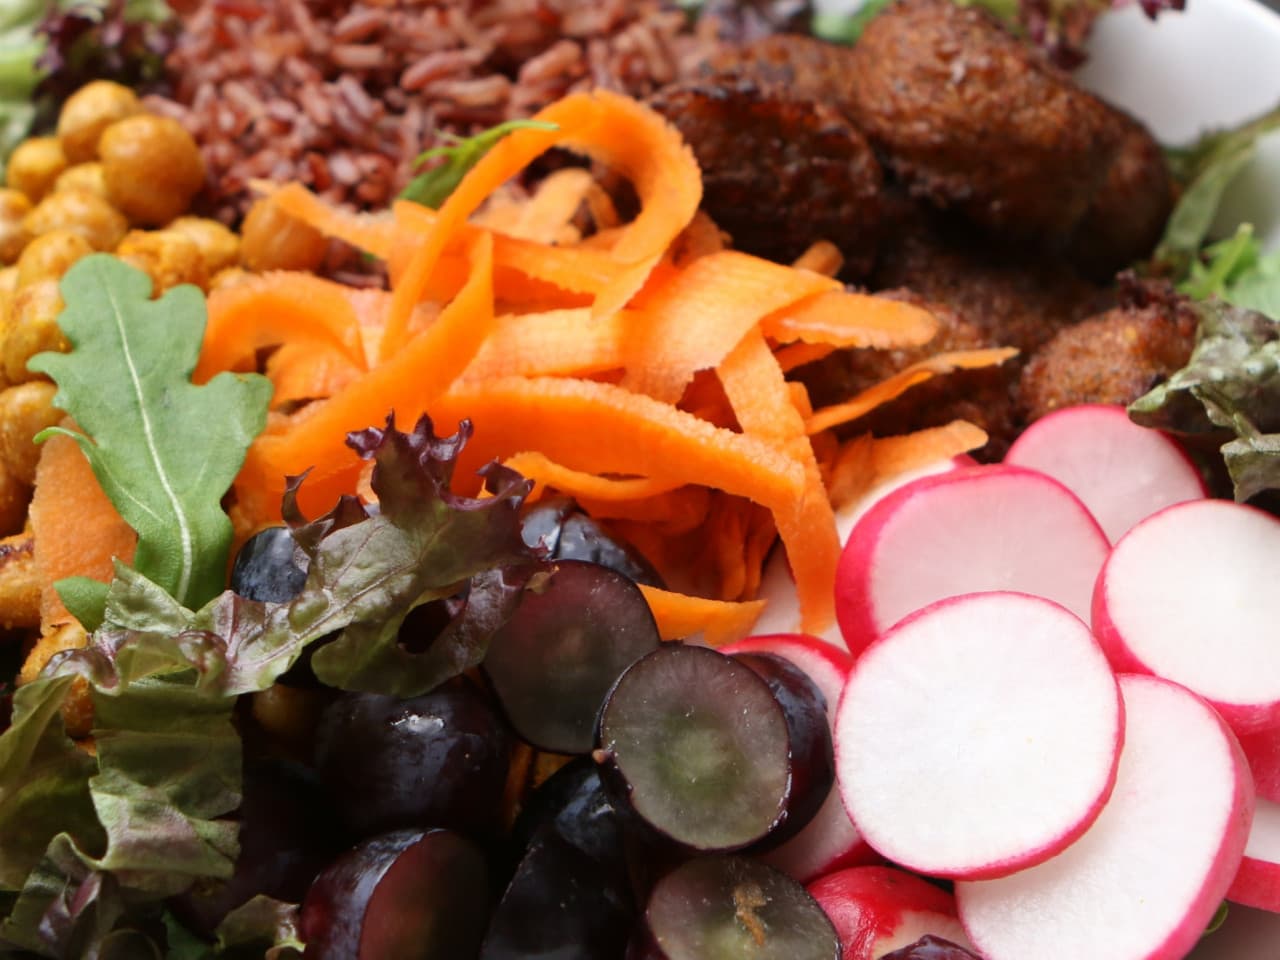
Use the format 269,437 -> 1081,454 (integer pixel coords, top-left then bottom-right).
56,80 -> 143,164
53,162 -> 109,199
208,265 -> 252,293
0,462 -> 26,537
115,228 -> 208,294
100,115 -> 206,227
15,229 -> 93,288
239,196 -> 327,272
168,216 -> 241,276
0,190 -> 31,265
23,188 -> 128,252
5,280 -> 68,384
5,137 -> 67,204
0,381 -> 62,486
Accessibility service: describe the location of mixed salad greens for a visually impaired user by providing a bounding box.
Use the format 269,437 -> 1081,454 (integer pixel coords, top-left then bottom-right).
0,0 -> 1279,955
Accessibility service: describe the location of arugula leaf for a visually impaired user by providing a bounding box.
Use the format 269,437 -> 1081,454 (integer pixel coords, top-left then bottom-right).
399,119 -> 559,209
1129,298 -> 1280,501
29,255 -> 272,624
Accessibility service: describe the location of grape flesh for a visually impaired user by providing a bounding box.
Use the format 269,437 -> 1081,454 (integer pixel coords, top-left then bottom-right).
596,643 -> 792,852
300,828 -> 489,960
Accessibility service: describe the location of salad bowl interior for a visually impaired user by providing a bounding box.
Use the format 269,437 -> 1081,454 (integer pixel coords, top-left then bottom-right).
1081,1 -> 1280,953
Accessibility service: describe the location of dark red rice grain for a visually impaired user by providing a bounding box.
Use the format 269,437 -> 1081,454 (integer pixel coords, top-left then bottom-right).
149,0 -> 720,226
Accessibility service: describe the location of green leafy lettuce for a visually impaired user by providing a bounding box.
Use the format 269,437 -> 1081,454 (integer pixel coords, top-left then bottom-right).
1129,299 -> 1280,502
30,254 -> 273,629
1128,101 -> 1280,503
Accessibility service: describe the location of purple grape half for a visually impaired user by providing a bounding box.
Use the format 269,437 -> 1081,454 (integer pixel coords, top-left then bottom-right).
595,643 -> 792,852
300,828 -> 489,959
631,855 -> 839,960
483,560 -> 660,754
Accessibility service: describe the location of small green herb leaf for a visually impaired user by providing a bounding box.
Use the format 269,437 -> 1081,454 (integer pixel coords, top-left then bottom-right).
1158,101 -> 1280,272
399,119 -> 559,209
29,254 -> 272,618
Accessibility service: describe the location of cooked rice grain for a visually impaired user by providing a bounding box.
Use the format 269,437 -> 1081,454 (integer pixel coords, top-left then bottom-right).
149,0 -> 714,225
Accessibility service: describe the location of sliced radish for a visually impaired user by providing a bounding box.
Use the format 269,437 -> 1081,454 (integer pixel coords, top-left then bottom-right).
807,865 -> 973,960
722,633 -> 876,882
1238,727 -> 1280,803
957,673 -> 1255,960
1004,404 -> 1207,543
835,464 -> 1109,655
835,592 -> 1122,880
1092,498 -> 1280,734
1228,796 -> 1280,913
752,456 -> 969,645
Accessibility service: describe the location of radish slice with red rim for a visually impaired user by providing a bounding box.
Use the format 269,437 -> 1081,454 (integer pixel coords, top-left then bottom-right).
1227,796 -> 1280,913
956,673 -> 1254,960
835,464 -> 1109,655
1092,498 -> 1280,734
835,591 -> 1122,880
1004,404 -> 1206,543
722,633 -> 876,880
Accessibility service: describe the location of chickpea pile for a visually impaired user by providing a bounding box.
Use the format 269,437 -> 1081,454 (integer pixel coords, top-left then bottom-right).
0,80 -> 331,637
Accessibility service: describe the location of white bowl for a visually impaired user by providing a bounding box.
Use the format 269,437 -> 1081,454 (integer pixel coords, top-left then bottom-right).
1082,5 -> 1280,954
1078,0 -> 1280,250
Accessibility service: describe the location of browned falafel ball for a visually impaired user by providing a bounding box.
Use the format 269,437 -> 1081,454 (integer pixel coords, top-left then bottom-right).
845,0 -> 1126,241
1067,111 -> 1177,279
1018,294 -> 1199,423
649,78 -> 885,276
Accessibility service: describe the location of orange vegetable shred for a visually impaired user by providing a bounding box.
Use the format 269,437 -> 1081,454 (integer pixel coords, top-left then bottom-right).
155,88 -> 1016,642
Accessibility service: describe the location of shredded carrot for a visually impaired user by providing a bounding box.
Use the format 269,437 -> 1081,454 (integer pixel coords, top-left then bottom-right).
378,89 -> 701,360
262,181 -> 396,260
240,230 -> 498,517
619,251 -> 840,404
870,420 -> 988,477
791,240 -> 844,277
464,309 -> 627,380
760,290 -> 938,350
195,272 -> 370,383
501,451 -> 681,503
171,90 -> 1024,647
717,330 -> 839,632
30,425 -> 137,629
805,348 -> 1019,436
638,584 -> 767,647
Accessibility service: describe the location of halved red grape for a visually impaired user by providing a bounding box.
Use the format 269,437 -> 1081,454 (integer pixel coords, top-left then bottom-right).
313,677 -> 511,838
733,653 -> 835,849
595,643 -> 791,852
521,497 -> 664,587
484,560 -> 660,754
480,825 -> 635,960
631,855 -> 839,960
880,936 -> 984,959
300,828 -> 489,959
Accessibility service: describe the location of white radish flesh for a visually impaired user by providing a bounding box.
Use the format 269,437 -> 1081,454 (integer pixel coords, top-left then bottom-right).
752,457 -> 967,645
1004,404 -> 1206,543
723,633 -> 875,882
1227,796 -> 1280,913
835,591 -> 1122,880
957,673 -> 1254,960
835,464 -> 1109,655
1092,499 -> 1280,734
